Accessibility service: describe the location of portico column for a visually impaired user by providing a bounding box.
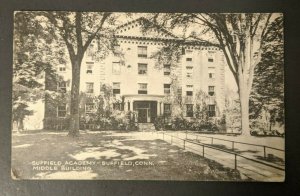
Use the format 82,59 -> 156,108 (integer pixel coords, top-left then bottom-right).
130,100 -> 133,111
157,102 -> 160,116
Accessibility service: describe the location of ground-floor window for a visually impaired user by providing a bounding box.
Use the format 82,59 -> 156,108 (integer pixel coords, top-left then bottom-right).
85,103 -> 95,114
57,104 -> 67,117
208,104 -> 216,117
113,103 -> 122,111
186,104 -> 193,117
164,104 -> 171,116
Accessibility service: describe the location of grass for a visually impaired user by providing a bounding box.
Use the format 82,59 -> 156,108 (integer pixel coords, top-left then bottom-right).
12,130 -> 247,181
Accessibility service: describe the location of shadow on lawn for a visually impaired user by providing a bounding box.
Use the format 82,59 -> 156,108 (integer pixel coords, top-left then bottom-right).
12,131 -> 246,180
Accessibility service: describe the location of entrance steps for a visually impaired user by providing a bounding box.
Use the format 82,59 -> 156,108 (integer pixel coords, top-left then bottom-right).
138,123 -> 156,131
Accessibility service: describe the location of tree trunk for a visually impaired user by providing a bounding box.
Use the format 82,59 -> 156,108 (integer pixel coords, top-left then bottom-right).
68,58 -> 82,137
238,74 -> 251,136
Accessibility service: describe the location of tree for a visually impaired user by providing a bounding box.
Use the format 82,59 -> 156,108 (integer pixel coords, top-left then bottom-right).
147,13 -> 278,135
249,15 -> 284,133
37,12 -> 117,136
13,12 -> 63,131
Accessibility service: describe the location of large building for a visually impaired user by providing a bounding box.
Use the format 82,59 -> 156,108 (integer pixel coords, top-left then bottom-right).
43,18 -> 226,129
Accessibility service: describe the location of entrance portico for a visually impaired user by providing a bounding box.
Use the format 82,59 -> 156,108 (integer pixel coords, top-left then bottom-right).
123,94 -> 164,123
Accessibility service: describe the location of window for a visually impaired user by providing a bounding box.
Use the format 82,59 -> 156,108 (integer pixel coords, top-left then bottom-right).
186,91 -> 193,96
58,81 -> 67,93
186,72 -> 193,78
208,86 -> 215,96
164,104 -> 171,116
208,67 -> 216,79
163,64 -> 171,75
208,104 -> 216,117
86,82 -> 94,93
113,103 -> 122,110
164,84 -> 171,94
208,52 -> 215,62
57,104 -> 67,117
86,63 -> 94,74
138,63 -> 147,75
113,82 -> 120,95
112,62 -> 121,74
186,104 -> 193,117
186,58 -> 192,61
186,66 -> 193,78
59,66 -> 66,72
138,83 -> 147,94
138,46 -> 147,58
85,103 -> 94,114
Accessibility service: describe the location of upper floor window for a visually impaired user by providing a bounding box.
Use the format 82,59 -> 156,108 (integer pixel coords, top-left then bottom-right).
138,83 -> 148,94
208,52 -> 215,62
138,46 -> 147,58
208,104 -> 216,117
112,62 -> 121,74
186,58 -> 192,62
57,104 -> 67,117
208,86 -> 215,96
138,63 -> 147,75
164,104 -> 171,116
186,91 -> 193,96
86,62 -> 94,74
58,81 -> 67,93
164,84 -> 171,94
186,66 -> 193,78
164,64 -> 171,75
113,82 -> 121,95
86,82 -> 94,94
58,66 -> 66,72
208,58 -> 214,62
186,104 -> 193,117
208,67 -> 216,79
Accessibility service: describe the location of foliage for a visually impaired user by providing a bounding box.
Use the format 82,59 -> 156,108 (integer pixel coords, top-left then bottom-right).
249,15 -> 284,134
146,13 -> 282,135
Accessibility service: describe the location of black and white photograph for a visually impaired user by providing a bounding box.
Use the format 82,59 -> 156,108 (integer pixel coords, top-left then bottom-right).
11,12 -> 285,181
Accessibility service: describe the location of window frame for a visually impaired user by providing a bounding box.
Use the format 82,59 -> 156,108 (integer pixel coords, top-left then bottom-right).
86,82 -> 94,94
112,62 -> 121,75
138,63 -> 148,75
186,104 -> 193,117
57,81 -> 67,93
164,104 -> 172,116
138,83 -> 148,94
137,46 -> 147,58
113,82 -> 121,95
163,64 -> 171,76
164,84 -> 171,95
208,104 -> 216,117
85,103 -> 95,114
57,104 -> 67,118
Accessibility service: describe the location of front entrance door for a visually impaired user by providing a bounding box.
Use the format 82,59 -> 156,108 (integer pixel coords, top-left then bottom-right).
133,101 -> 157,123
138,109 -> 148,123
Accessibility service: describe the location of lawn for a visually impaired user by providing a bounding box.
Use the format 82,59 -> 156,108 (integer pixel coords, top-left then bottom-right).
12,130 -> 247,181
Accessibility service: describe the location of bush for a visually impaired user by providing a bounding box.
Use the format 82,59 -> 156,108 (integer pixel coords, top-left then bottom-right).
154,115 -> 165,130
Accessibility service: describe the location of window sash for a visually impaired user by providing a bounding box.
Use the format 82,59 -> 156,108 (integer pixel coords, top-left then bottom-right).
138,46 -> 147,58
85,103 -> 94,113
86,83 -> 94,93
138,64 -> 147,75
186,104 -> 193,117
57,105 -> 67,117
112,62 -> 121,74
164,104 -> 171,115
163,64 -> 171,75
